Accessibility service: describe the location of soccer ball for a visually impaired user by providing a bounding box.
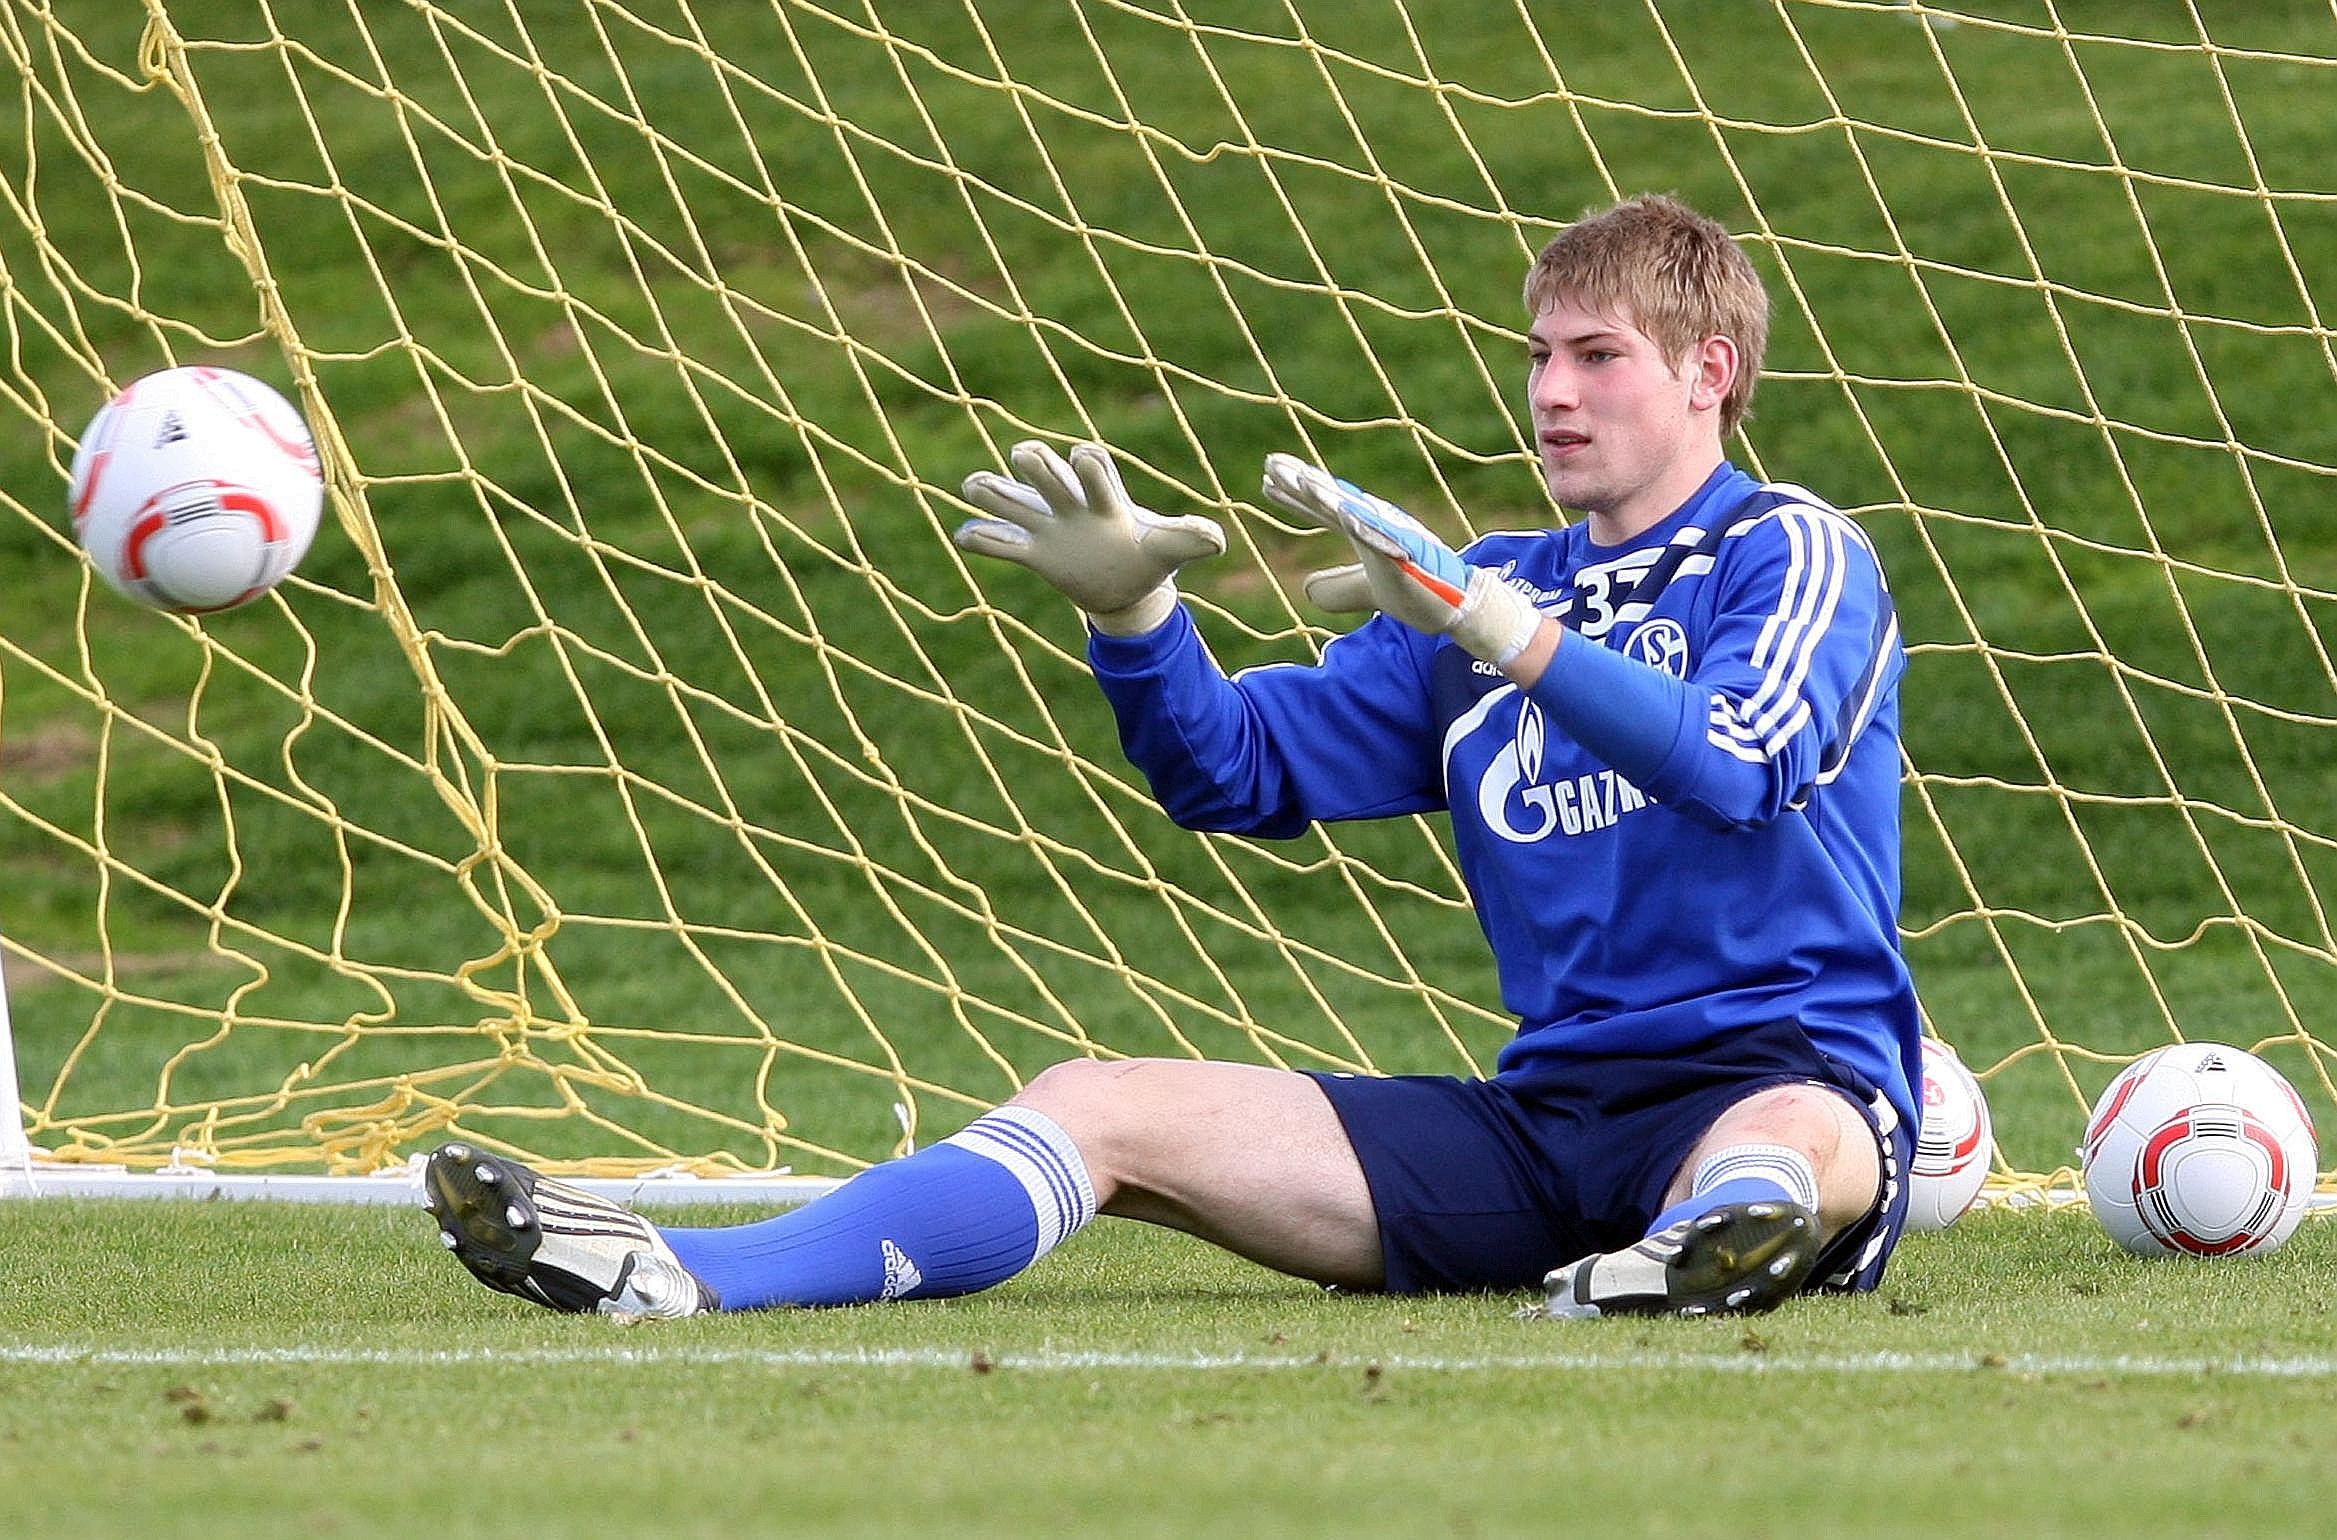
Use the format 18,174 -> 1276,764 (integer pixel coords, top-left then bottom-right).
2081,1042 -> 2319,1258
68,365 -> 323,613
1905,1036 -> 1993,1231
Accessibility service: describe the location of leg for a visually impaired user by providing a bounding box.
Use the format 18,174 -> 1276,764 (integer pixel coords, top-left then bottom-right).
669,1056 -> 1384,1301
424,1055 -> 1383,1314
1539,1079 -> 1885,1321
1011,1057 -> 1384,1289
1661,1081 -> 1881,1243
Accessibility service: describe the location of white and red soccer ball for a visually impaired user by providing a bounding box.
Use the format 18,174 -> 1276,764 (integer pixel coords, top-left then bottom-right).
68,365 -> 322,613
2081,1042 -> 2318,1259
1906,1036 -> 1993,1232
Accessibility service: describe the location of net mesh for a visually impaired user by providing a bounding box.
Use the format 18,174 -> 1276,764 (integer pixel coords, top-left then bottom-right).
1,0 -> 2333,1192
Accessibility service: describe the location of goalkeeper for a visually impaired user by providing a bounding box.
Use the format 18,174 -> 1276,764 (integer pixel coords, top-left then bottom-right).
424,193 -> 1920,1322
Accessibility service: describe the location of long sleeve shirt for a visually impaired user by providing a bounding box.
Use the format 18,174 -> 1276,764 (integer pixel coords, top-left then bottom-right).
1087,462 -> 1921,1129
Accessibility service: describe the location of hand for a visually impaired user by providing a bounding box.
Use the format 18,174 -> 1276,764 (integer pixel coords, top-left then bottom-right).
1261,453 -> 1542,666
958,440 -> 1225,635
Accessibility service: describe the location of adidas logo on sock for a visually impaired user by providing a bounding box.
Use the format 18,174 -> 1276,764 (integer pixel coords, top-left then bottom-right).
878,1238 -> 923,1301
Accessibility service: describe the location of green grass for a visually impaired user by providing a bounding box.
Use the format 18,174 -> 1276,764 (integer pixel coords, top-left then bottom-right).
3,1200 -> 2336,1537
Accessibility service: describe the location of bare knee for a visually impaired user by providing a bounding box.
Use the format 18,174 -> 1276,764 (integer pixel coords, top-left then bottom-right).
1672,1083 -> 1880,1238
1015,1057 -> 1149,1130
1008,1057 -> 1179,1190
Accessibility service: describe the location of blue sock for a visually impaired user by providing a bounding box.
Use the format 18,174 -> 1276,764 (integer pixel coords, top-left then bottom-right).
1642,1143 -> 1819,1238
660,1107 -> 1097,1309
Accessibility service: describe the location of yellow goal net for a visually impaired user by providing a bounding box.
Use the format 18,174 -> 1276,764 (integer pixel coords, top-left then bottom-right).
2,1 -> 2333,1200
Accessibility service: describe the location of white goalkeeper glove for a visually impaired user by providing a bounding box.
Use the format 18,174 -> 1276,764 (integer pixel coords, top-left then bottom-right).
957,440 -> 1226,636
1260,453 -> 1543,667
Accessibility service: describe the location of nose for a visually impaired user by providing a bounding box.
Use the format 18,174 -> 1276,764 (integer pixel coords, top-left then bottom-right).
1531,356 -> 1576,414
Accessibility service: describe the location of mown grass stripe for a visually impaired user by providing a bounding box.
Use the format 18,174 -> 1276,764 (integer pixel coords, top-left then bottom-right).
7,1342 -> 2336,1377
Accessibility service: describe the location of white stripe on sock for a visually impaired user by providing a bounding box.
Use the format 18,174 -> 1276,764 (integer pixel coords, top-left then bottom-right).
1691,1142 -> 1820,1212
942,1107 -> 1098,1262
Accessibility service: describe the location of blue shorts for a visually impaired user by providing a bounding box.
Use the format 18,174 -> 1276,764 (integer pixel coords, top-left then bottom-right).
1306,1016 -> 1912,1296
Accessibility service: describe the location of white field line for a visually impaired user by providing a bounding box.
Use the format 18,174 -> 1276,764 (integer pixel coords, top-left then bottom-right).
5,1342 -> 2337,1378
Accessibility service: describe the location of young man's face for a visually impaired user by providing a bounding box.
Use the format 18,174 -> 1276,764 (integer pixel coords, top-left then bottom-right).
1526,295 -> 1734,538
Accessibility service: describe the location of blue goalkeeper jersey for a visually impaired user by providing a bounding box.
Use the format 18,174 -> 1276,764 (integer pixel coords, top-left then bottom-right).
1087,462 -> 1920,1129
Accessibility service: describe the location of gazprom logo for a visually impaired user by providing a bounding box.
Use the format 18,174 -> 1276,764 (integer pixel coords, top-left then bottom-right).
1478,699 -> 1557,843
1625,618 -> 1690,678
1474,695 -> 1648,844
1516,697 -> 1546,784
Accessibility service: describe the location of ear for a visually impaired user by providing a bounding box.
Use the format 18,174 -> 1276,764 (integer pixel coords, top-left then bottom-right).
1685,334 -> 1738,416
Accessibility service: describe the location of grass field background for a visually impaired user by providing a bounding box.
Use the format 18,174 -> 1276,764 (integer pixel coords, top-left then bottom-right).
4,0 -> 2337,1531
6,1201 -> 2337,1536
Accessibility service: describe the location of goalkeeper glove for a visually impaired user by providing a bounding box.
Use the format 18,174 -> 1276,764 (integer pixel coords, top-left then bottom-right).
1260,453 -> 1543,667
957,440 -> 1226,636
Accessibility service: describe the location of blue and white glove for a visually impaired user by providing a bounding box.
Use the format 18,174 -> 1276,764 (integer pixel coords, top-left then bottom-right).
957,440 -> 1225,636
1261,453 -> 1542,666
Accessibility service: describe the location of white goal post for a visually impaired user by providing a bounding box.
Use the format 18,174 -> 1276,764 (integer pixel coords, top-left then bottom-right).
0,954 -> 833,1206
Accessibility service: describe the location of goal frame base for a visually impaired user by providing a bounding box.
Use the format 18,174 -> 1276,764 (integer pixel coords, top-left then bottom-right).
0,1157 -> 839,1207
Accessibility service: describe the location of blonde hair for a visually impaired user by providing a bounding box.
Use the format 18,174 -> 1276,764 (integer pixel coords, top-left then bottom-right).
1523,193 -> 1770,434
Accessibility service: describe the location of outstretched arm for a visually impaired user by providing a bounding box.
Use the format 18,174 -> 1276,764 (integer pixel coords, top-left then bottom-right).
1266,455 -> 1901,829
1260,453 -> 1547,667
1262,452 -> 1688,776
955,440 -> 1442,835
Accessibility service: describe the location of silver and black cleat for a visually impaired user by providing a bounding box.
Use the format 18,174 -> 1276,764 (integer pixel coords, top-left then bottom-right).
423,1143 -> 718,1320
1535,1200 -> 1819,1320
